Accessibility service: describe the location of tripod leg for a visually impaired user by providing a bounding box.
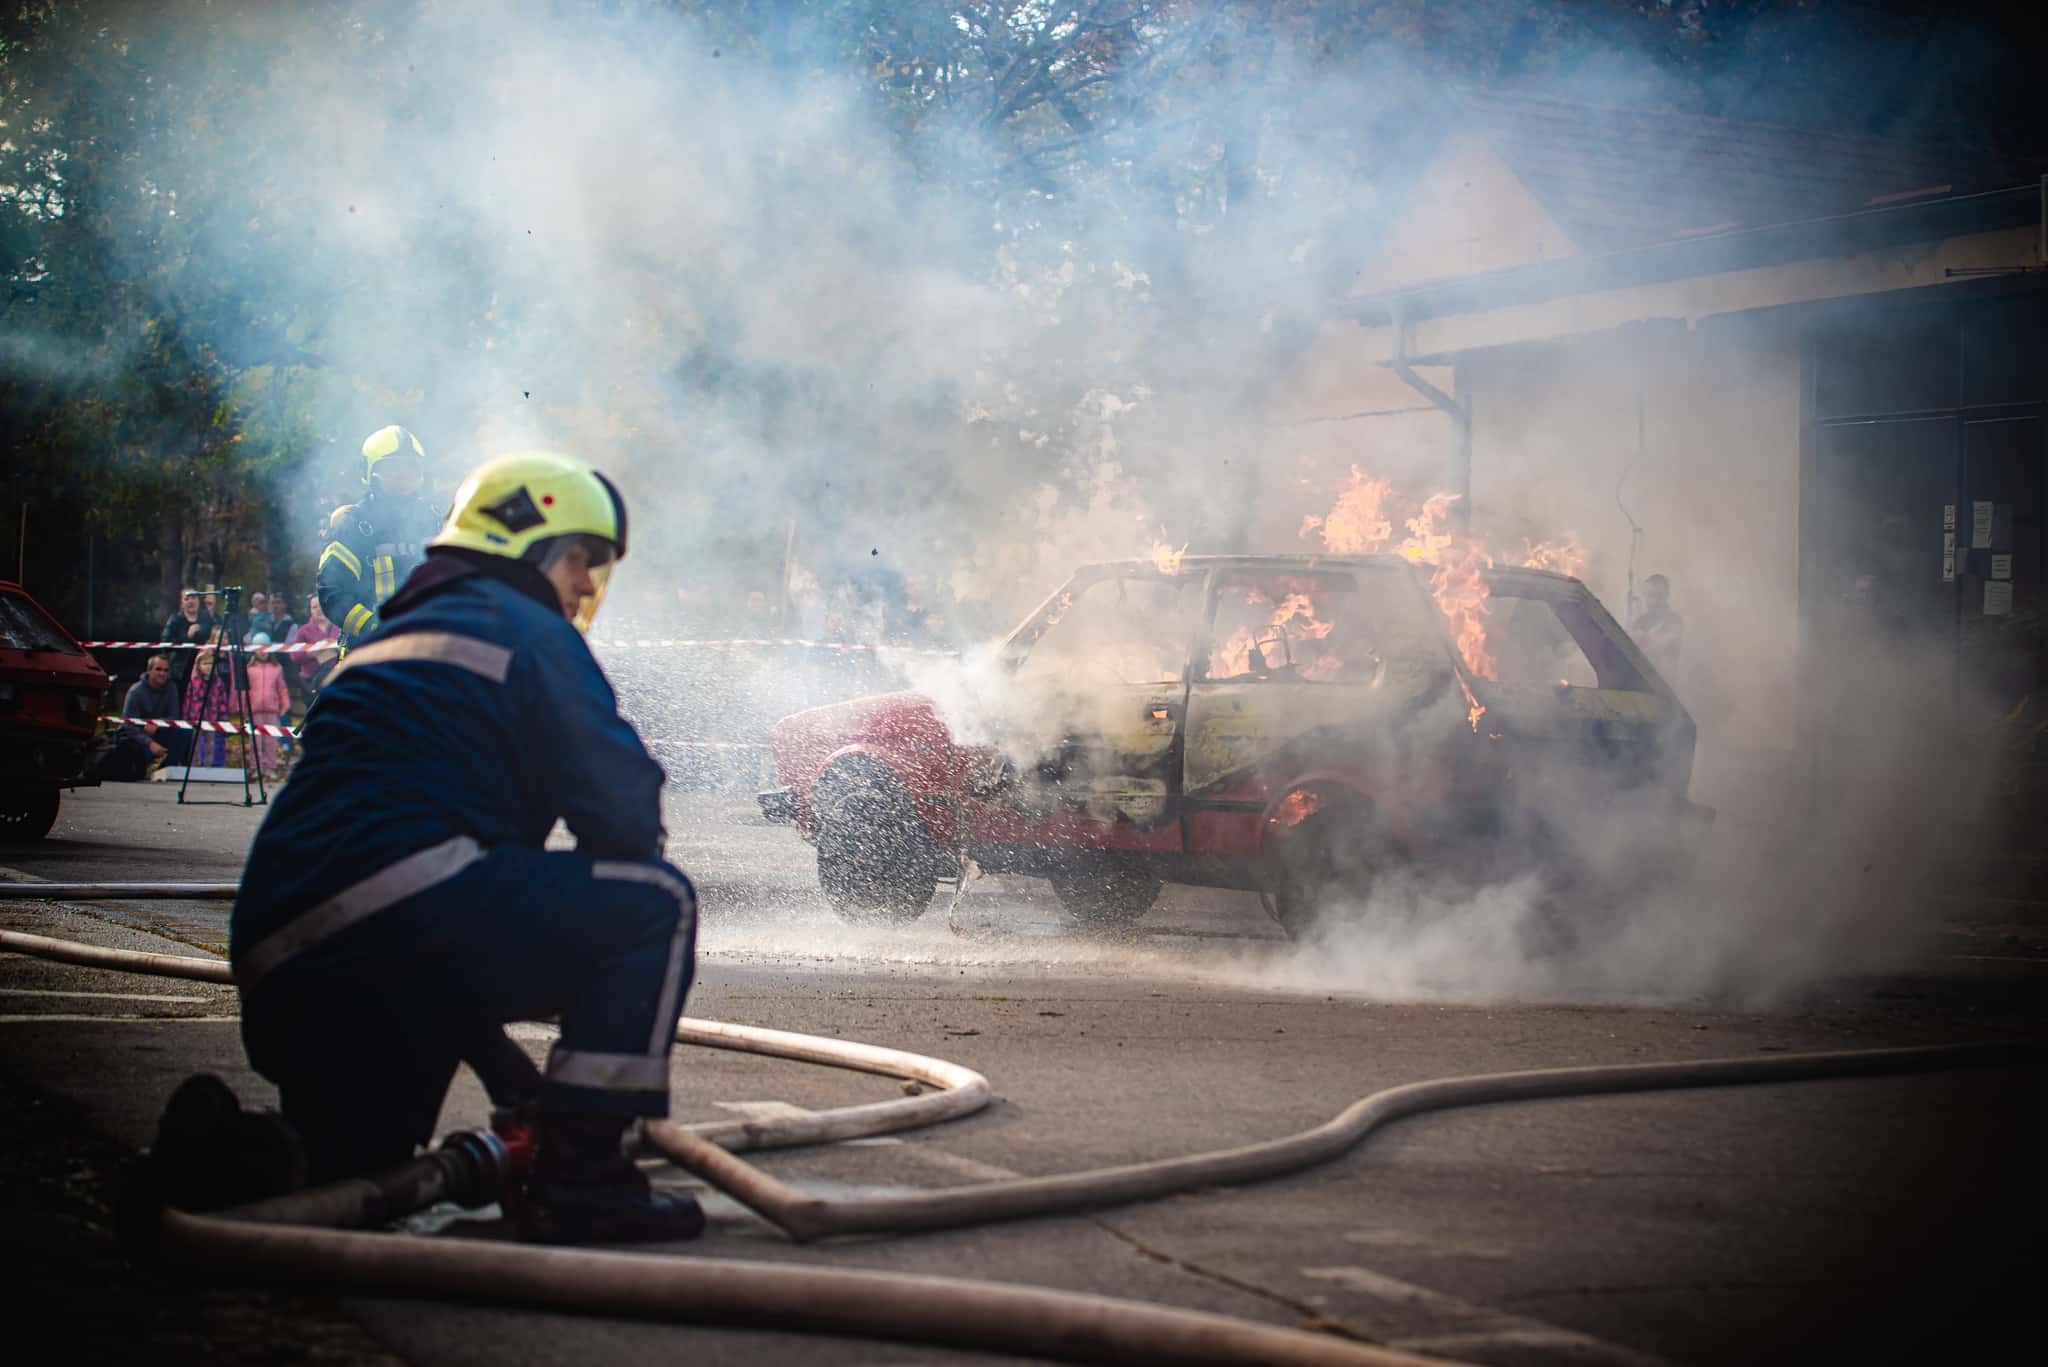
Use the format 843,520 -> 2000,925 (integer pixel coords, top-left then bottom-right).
233,641 -> 267,807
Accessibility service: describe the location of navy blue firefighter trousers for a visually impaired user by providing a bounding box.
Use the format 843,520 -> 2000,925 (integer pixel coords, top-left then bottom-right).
238,845 -> 696,1183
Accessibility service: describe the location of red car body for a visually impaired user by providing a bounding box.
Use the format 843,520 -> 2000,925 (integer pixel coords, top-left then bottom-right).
764,555 -> 1709,932
0,581 -> 110,840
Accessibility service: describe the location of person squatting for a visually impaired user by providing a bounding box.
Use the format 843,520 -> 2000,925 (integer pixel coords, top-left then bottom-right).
230,450 -> 704,1244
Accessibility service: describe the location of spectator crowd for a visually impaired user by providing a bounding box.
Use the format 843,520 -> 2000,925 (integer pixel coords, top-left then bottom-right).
99,584 -> 341,782
93,556 -> 977,791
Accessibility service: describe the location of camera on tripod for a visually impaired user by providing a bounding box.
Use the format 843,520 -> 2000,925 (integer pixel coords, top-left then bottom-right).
177,583 -> 267,807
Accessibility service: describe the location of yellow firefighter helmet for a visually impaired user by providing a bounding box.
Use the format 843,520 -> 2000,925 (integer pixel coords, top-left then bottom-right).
431,452 -> 629,629
360,424 -> 428,487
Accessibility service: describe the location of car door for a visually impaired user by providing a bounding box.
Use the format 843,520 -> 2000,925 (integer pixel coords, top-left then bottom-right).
1470,573 -> 1697,816
965,568 -> 1201,850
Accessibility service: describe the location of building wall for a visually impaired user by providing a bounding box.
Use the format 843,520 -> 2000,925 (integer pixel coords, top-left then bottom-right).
1463,320 -> 1805,816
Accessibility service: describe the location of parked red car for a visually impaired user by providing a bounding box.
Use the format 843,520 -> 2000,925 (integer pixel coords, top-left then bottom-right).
762,555 -> 1711,937
0,581 -> 109,841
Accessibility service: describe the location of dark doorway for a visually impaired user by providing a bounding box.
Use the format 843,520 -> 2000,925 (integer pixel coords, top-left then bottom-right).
1803,288 -> 2047,825
1810,416 -> 1960,659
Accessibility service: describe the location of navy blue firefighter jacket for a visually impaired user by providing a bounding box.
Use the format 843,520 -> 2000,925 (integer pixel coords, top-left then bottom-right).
231,550 -> 666,973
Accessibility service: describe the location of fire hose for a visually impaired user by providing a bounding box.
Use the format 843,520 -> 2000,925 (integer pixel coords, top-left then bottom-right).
3,919 -> 2042,1365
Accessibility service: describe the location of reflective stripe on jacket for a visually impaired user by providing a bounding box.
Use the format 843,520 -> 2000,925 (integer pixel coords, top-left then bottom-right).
316,495 -> 439,649
231,563 -> 667,982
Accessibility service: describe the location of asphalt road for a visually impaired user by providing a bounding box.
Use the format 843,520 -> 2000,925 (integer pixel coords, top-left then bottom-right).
2,780 -> 2043,1365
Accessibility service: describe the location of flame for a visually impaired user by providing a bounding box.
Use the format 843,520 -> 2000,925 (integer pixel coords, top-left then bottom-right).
1208,583 -> 1340,678
1150,540 -> 1187,575
1457,675 -> 1486,733
1298,472 -> 1593,687
1211,624 -> 1259,677
1396,490 -> 1460,564
1520,535 -> 1586,577
1270,789 -> 1322,827
1271,592 -> 1334,640
1300,466 -> 1394,554
1397,492 -> 1495,680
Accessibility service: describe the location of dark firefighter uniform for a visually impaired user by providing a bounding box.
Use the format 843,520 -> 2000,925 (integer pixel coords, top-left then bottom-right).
233,452 -> 701,1243
318,425 -> 441,649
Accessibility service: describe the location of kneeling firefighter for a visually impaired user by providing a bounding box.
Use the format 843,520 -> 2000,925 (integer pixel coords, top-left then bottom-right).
231,451 -> 702,1244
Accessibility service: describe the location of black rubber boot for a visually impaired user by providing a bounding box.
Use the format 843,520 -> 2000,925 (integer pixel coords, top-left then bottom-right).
515,1113 -> 704,1245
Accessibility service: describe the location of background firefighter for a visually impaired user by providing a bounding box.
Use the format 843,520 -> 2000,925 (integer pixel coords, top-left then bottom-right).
317,424 -> 443,651
231,451 -> 704,1245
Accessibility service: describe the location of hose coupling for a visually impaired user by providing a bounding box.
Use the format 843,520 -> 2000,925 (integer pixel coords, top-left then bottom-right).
435,1128 -> 514,1208
490,1104 -> 540,1180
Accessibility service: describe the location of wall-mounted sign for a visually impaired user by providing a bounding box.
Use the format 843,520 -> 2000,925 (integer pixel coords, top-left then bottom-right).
1944,503 -> 1958,531
1972,500 -> 1996,549
1991,553 -> 2014,581
1985,580 -> 2014,616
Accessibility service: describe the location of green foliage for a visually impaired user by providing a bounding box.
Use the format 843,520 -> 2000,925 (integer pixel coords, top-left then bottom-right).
3,0 -> 2041,631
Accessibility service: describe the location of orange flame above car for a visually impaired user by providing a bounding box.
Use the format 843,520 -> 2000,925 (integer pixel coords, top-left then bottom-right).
1520,535 -> 1586,578
1300,469 -> 1583,690
1300,466 -> 1393,555
1397,491 -> 1495,681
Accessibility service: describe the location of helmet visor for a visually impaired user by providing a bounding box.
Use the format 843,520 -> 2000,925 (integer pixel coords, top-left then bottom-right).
372,454 -> 424,496
571,558 -> 613,633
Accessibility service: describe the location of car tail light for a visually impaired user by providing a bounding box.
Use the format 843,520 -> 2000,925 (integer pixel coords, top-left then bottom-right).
70,690 -> 103,722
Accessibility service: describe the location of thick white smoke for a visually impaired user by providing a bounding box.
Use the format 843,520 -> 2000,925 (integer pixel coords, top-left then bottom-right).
68,1 -> 2013,1006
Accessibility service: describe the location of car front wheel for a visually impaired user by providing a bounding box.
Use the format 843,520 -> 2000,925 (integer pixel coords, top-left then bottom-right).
815,774 -> 940,922
0,787 -> 60,843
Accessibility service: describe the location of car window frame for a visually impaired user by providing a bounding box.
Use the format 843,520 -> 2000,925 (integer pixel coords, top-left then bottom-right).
1002,566 -> 1204,687
1484,579 -> 1653,695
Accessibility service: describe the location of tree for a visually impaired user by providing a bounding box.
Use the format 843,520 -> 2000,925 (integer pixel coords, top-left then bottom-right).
5,0 -> 2043,636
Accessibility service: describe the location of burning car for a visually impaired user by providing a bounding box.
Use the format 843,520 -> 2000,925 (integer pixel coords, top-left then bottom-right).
0,581 -> 109,841
761,555 -> 1710,936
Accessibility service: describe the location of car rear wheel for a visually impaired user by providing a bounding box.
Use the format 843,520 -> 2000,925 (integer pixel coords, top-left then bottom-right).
0,787 -> 60,843
1049,864 -> 1162,926
815,773 -> 939,922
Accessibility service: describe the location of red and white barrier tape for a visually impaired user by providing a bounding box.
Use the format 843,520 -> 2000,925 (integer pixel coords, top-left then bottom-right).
84,640 -> 333,653
101,715 -> 766,751
102,714 -> 298,738
85,637 -> 952,656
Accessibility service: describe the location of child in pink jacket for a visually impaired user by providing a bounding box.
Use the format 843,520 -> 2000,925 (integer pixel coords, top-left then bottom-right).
245,634 -> 293,778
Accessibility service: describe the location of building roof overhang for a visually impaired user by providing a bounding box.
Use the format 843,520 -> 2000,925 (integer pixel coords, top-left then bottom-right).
1342,181 -> 2044,336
